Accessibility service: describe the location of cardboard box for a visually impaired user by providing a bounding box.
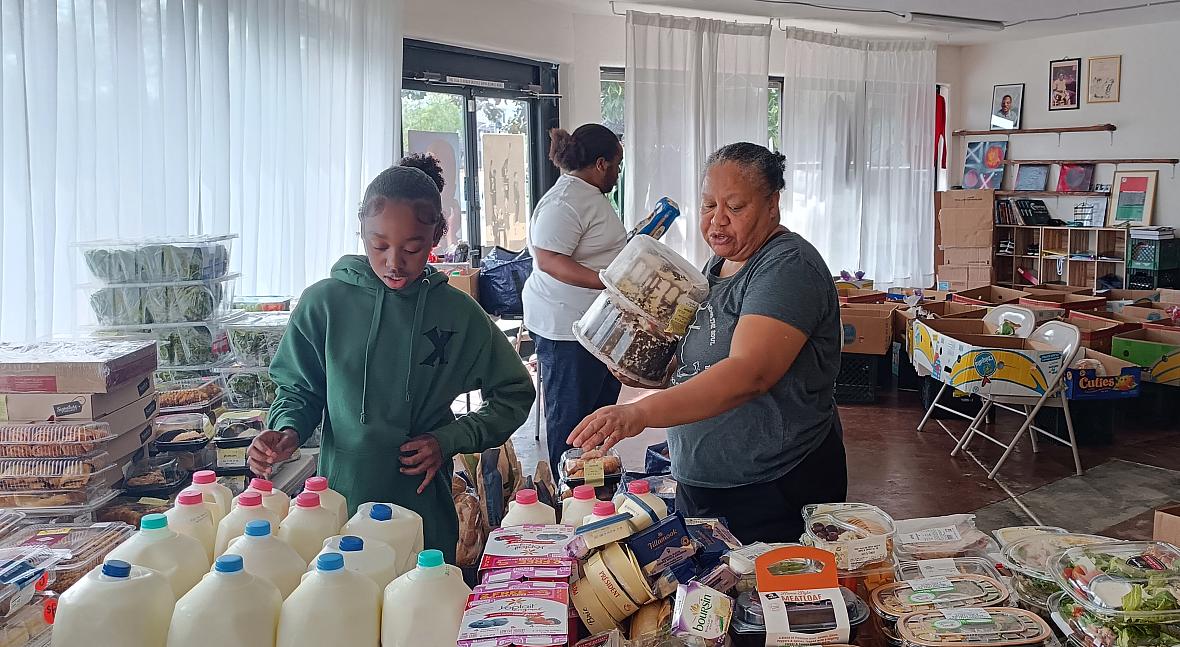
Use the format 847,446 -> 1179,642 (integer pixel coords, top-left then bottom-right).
1155,506 -> 1180,545
911,323 -> 1068,397
0,340 -> 157,394
1160,289 -> 1180,305
1025,285 -> 1094,295
942,248 -> 993,266
937,264 -> 992,292
0,372 -> 154,422
1100,289 -> 1160,312
839,304 -> 895,355
626,514 -> 695,577
886,288 -> 953,303
111,422 -> 158,473
1119,306 -> 1176,326
1065,312 -> 1140,354
1111,328 -> 1180,385
837,288 -> 886,304
951,286 -> 1030,306
942,189 -> 996,210
96,392 -> 159,435
833,277 -> 874,290
896,302 -> 988,351
1061,348 -> 1142,400
438,265 -> 480,301
1019,292 -> 1106,312
939,207 -> 994,248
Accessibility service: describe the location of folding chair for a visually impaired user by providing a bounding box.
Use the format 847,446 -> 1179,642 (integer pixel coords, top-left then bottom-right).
950,321 -> 1084,479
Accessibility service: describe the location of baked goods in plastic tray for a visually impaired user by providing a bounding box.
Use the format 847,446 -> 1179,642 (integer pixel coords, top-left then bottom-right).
894,514 -> 1000,561
1050,541 -> 1180,622
83,274 -> 238,326
871,575 -> 1009,624
0,482 -> 119,514
0,547 -> 59,619
573,292 -> 678,387
224,312 -> 290,367
0,452 -> 115,492
558,447 -> 622,487
215,366 -> 277,409
96,496 -> 172,528
895,607 -> 1053,647
1002,533 -> 1112,608
802,503 -> 897,571
0,512 -> 25,543
2,522 -> 134,594
895,557 -> 1004,583
600,234 -> 708,336
122,456 -> 187,498
157,376 -> 225,414
0,423 -> 115,459
77,234 -> 236,284
153,414 -> 212,452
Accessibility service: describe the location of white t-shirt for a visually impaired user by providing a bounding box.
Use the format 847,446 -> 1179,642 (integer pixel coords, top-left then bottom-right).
523,174 -> 627,341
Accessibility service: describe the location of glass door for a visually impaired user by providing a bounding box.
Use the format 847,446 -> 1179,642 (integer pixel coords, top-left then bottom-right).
401,87 -> 470,252
475,96 -> 531,251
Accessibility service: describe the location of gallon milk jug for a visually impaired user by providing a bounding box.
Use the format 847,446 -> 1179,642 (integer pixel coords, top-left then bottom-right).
313,535 -> 399,590
560,485 -> 598,527
216,491 -> 281,557
52,560 -> 175,647
191,470 -> 232,525
166,555 -> 282,647
301,476 -> 348,527
235,477 -> 291,521
279,492 -> 340,563
612,480 -> 670,520
107,513 -> 210,598
277,553 -> 380,647
166,489 -> 216,561
501,488 -> 556,527
381,549 -> 471,647
223,519 -> 306,599
584,500 -> 618,526
343,503 -> 423,576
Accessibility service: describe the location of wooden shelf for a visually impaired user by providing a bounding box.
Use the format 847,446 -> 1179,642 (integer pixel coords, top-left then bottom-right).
996,190 -> 1108,198
953,124 -> 1117,137
1004,158 -> 1179,165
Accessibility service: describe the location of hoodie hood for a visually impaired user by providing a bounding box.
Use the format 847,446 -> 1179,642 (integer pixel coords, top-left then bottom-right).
329,255 -> 449,422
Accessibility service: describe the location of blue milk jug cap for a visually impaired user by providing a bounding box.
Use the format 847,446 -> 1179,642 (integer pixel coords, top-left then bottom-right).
370,504 -> 392,521
244,519 -> 271,536
102,560 -> 132,578
317,552 -> 345,572
215,555 -> 244,573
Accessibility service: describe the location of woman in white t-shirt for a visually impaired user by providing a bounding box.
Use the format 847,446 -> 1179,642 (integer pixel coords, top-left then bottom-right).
522,124 -> 628,478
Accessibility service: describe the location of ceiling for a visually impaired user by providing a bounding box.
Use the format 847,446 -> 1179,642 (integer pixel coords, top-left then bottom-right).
552,0 -> 1180,44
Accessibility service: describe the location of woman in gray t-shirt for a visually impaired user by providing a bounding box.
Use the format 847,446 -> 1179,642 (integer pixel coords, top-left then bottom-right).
568,142 -> 847,543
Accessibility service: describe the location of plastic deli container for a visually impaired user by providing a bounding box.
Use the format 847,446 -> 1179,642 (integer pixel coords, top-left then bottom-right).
1050,591 -> 1180,647
1003,534 -> 1113,608
153,414 -> 213,452
600,235 -> 709,336
95,321 -> 232,368
573,293 -> 678,387
213,410 -> 267,472
895,608 -> 1054,647
0,482 -> 120,515
157,376 -> 225,416
0,592 -> 55,646
0,452 -> 116,492
0,422 -> 116,459
215,367 -> 277,409
77,234 -> 236,284
558,448 -> 623,499
232,296 -> 292,312
803,503 -> 897,571
2,522 -> 135,593
993,526 -> 1069,549
871,575 -> 1009,628
0,512 -> 25,542
896,558 -> 1004,583
95,496 -> 173,528
82,274 -> 238,326
122,456 -> 188,498
224,312 -> 290,367
893,515 -> 1000,561
730,587 -> 869,647
0,547 -> 59,619
1051,542 -> 1180,622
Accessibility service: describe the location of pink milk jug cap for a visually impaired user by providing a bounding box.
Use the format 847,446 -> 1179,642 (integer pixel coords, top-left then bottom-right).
305,476 -> 328,492
239,492 -> 263,507
593,501 -> 616,517
515,489 -> 538,505
250,478 -> 273,493
627,480 -> 651,495
177,490 -> 205,506
296,492 -> 321,508
572,485 -> 595,501
193,470 -> 216,485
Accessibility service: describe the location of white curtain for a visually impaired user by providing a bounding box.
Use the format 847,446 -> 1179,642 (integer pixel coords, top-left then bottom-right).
0,0 -> 402,342
781,28 -> 935,289
624,10 -> 771,268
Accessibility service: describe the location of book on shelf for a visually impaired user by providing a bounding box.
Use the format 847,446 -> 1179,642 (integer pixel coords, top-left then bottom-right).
1129,226 -> 1175,240
1014,199 -> 1051,225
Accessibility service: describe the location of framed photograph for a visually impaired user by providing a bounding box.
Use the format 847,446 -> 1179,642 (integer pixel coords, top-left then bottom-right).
990,83 -> 1024,130
1107,170 -> 1158,226
1049,58 -> 1081,110
1087,55 -> 1121,103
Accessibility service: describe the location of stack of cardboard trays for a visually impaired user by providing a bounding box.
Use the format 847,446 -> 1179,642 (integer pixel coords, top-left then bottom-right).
937,190 -> 994,292
0,339 -> 159,520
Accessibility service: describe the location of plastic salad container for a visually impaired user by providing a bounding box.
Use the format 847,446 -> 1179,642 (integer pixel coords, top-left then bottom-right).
896,558 -> 1004,583
215,367 -> 277,409
600,235 -> 709,336
122,456 -> 187,498
95,321 -> 232,368
1051,542 -> 1180,622
573,292 -> 678,387
0,592 -> 55,646
1051,590 -> 1180,647
2,522 -> 134,593
232,296 -> 292,312
157,376 -> 225,416
994,526 -> 1069,549
77,234 -> 236,284
894,515 -> 1000,561
224,312 -> 289,367
803,503 -> 897,571
1003,534 -> 1113,608
896,608 -> 1053,647
871,575 -> 1010,626
213,410 -> 267,472
730,587 -> 869,647
83,274 -> 238,326
0,452 -> 115,492
0,422 -> 116,459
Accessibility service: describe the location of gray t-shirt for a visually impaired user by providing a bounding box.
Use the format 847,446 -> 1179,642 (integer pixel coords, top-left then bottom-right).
667,231 -> 841,488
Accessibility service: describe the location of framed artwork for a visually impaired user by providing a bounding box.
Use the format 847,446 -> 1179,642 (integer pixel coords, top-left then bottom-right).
1087,55 -> 1121,103
962,141 -> 1008,189
1014,164 -> 1050,191
1049,58 -> 1081,110
990,83 -> 1024,130
1057,164 -> 1096,192
1107,170 -> 1158,226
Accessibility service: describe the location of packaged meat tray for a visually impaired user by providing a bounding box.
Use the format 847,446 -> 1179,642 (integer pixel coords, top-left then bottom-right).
730,587 -> 870,647
214,367 -> 277,409
1051,541 -> 1180,621
0,452 -> 116,492
871,575 -> 1009,625
0,423 -> 115,459
156,376 -> 225,416
1050,591 -> 1180,647
895,607 -> 1053,647
83,274 -> 238,326
1002,534 -> 1112,608
893,514 -> 999,561
224,312 -> 290,367
895,557 -> 1004,583
2,522 -> 134,593
600,235 -> 708,336
77,234 -> 235,284
573,293 -> 677,387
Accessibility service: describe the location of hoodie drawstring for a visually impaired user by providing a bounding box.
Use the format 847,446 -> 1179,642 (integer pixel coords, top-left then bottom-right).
406,277 -> 429,403
359,289 -> 384,424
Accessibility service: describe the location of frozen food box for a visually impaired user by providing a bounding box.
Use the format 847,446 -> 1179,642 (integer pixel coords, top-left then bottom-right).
0,340 -> 157,394
457,580 -> 568,647
600,235 -> 708,336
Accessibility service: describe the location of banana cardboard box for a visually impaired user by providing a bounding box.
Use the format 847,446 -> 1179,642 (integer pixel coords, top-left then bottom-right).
912,320 -> 1066,398
1111,328 -> 1180,385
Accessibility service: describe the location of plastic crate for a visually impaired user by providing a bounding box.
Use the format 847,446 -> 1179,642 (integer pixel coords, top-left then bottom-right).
1127,268 -> 1180,290
1127,238 -> 1180,271
835,353 -> 879,404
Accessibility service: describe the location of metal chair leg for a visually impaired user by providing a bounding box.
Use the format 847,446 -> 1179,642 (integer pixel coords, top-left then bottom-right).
987,392 -> 1053,480
917,381 -> 949,433
1025,404 -> 1040,454
952,397 -> 992,456
1060,393 -> 1083,476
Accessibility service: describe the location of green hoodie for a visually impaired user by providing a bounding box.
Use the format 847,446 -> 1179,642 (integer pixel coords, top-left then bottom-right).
267,255 -> 535,563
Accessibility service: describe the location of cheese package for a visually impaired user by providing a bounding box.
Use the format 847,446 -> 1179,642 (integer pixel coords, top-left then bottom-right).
671,581 -> 733,647
625,513 -> 696,576
479,524 -> 576,572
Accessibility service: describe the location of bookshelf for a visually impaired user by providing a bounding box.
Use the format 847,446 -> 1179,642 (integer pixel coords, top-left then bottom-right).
993,225 -> 1128,290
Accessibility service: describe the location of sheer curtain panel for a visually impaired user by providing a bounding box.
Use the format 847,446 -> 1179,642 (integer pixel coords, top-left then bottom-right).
624,10 -> 771,268
0,0 -> 402,341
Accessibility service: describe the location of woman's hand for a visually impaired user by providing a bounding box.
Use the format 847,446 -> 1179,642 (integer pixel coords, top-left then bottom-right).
248,429 -> 300,478
568,403 -> 648,452
400,435 -> 444,494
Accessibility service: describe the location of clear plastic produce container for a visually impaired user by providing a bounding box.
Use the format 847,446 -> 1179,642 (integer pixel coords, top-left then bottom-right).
600,235 -> 709,336
1,522 -> 134,593
232,296 -> 292,312
1003,534 -> 1113,608
730,587 -> 869,647
0,512 -> 25,542
83,273 -> 238,326
0,452 -> 116,492
224,311 -> 290,367
214,366 -> 278,409
870,575 -> 1009,625
558,447 -> 622,489
0,422 -> 116,459
1050,590 -> 1180,647
896,608 -> 1053,647
993,526 -> 1069,549
573,293 -> 678,387
893,515 -> 999,561
77,234 -> 236,284
1051,542 -> 1180,622
157,376 -> 225,416
895,557 -> 1004,583
92,320 -> 231,369
802,503 -> 897,571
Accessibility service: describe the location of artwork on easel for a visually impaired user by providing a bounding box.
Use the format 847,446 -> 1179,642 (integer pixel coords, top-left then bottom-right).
962,141 -> 1008,189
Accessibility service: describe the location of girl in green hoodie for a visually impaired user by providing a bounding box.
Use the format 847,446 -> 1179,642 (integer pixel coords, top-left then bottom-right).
248,155 -> 536,563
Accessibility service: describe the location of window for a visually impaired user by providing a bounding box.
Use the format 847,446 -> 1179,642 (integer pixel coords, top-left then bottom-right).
768,79 -> 782,152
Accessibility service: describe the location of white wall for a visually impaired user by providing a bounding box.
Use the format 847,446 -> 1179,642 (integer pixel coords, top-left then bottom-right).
955,22 -> 1180,228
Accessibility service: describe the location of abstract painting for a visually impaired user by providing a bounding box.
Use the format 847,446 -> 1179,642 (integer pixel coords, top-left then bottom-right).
1057,164 -> 1096,192
1014,164 -> 1050,191
1108,170 -> 1158,226
962,141 -> 1008,189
